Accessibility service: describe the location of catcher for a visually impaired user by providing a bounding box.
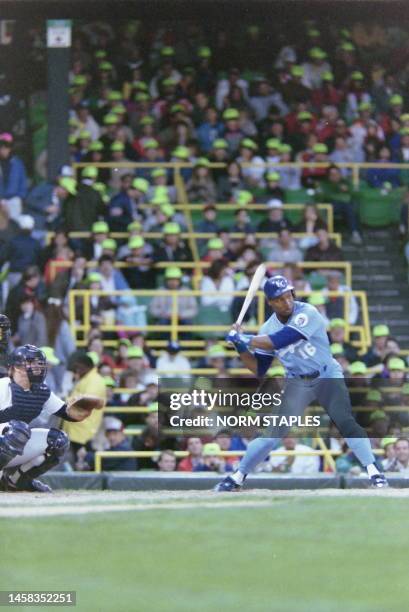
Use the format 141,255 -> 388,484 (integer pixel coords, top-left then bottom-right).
0,344 -> 104,492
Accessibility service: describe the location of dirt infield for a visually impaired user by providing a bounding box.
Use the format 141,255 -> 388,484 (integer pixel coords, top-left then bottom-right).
1,488 -> 408,518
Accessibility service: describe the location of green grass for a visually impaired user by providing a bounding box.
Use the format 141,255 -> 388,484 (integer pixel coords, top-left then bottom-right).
1,495 -> 407,612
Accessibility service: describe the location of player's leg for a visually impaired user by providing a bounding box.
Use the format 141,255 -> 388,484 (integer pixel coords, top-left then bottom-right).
0,420 -> 31,470
314,378 -> 388,487
215,379 -> 316,491
1,427 -> 69,493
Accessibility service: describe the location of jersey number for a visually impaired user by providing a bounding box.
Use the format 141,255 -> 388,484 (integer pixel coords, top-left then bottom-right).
279,340 -> 316,359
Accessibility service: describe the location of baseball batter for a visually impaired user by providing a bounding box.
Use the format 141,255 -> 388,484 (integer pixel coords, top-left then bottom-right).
215,275 -> 388,491
0,344 -> 103,492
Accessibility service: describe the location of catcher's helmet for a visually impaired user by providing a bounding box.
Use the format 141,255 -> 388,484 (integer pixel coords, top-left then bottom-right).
9,344 -> 47,384
263,275 -> 294,300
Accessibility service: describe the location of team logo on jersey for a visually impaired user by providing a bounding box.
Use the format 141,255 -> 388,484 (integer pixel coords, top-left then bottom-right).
294,313 -> 308,328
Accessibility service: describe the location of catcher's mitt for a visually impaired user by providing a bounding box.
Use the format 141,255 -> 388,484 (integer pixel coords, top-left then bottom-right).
67,395 -> 105,421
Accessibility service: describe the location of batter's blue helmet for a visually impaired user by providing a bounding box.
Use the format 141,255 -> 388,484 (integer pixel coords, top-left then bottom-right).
264,275 -> 294,300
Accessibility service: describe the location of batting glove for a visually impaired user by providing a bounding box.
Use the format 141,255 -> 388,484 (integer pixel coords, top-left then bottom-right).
225,330 -> 252,353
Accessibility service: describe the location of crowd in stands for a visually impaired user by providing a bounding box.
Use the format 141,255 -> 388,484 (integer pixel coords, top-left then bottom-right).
1,18 -> 409,475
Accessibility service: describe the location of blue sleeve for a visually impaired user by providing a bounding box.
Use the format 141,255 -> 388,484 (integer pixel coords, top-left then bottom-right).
268,327 -> 306,349
286,305 -> 323,340
255,352 -> 274,377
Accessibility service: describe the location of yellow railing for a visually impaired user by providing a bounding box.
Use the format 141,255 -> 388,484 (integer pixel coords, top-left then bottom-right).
55,258 -> 351,287
47,228 -> 341,246
93,446 -> 384,473
69,285 -> 369,350
73,160 -> 409,190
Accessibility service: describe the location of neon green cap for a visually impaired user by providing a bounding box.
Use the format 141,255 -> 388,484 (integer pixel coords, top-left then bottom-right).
82,166 -> 98,179
128,236 -> 145,249
58,177 -> 77,195
132,178 -> 150,193
163,222 -> 181,235
165,267 -> 183,279
89,140 -> 104,152
92,221 -> 109,234
207,238 -> 224,250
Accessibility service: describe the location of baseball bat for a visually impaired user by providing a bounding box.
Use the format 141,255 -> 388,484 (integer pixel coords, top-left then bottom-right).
235,263 -> 266,326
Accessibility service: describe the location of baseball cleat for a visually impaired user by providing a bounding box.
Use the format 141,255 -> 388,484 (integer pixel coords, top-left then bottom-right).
0,473 -> 52,493
370,473 -> 389,488
214,475 -> 245,492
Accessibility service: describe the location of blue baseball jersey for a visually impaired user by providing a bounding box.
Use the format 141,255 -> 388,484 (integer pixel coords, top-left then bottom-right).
255,301 -> 343,378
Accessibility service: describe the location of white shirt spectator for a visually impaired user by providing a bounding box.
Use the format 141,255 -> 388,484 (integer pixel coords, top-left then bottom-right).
156,352 -> 191,376
267,443 -> 320,474
200,274 -> 235,312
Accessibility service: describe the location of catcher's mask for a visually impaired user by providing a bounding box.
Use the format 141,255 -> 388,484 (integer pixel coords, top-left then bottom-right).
9,344 -> 47,384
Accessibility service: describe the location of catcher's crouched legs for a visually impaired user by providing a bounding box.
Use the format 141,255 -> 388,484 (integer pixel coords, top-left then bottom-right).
0,420 -> 31,469
3,428 -> 69,492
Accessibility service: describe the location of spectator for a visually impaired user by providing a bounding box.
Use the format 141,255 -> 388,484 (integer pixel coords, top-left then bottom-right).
206,343 -> 229,377
156,341 -> 191,377
231,208 -> 255,233
267,228 -> 303,263
6,265 -> 46,331
44,299 -> 76,393
149,266 -> 198,328
177,437 -> 204,471
302,47 -> 332,89
381,437 -> 398,471
25,176 -> 75,233
42,230 -> 74,286
62,175 -> 105,232
0,132 -> 27,221
278,143 -> 301,190
157,449 -> 177,472
384,438 -> 409,474
266,436 -> 320,473
78,417 -> 137,471
186,158 -> 217,204
366,145 -> 401,188
322,270 -> 359,324
122,235 -> 155,289
97,254 -> 130,293
196,107 -> 224,153
106,174 -> 147,232
3,215 -> 41,288
237,138 -> 265,188
316,165 -> 362,244
154,222 -> 193,264
216,160 -> 246,201
257,199 -> 291,233
257,171 -> 286,203
15,295 -> 48,347
362,324 -> 390,367
195,204 -> 221,234
305,228 -> 343,262
328,318 -> 357,362
200,259 -> 235,312
193,443 -> 227,473
64,353 -> 107,464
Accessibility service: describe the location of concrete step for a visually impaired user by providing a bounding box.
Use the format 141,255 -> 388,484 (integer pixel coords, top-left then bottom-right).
370,317 -> 409,326
368,304 -> 405,313
366,289 -> 403,298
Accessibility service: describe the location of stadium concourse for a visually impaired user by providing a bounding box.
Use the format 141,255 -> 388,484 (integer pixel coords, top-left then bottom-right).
1,17 -> 409,485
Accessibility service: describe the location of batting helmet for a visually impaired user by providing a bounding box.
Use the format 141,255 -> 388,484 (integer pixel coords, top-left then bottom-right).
264,275 -> 294,300
9,344 -> 47,384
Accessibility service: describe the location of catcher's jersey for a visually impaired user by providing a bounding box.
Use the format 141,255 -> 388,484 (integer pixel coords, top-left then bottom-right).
256,301 -> 343,378
0,377 -> 65,424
